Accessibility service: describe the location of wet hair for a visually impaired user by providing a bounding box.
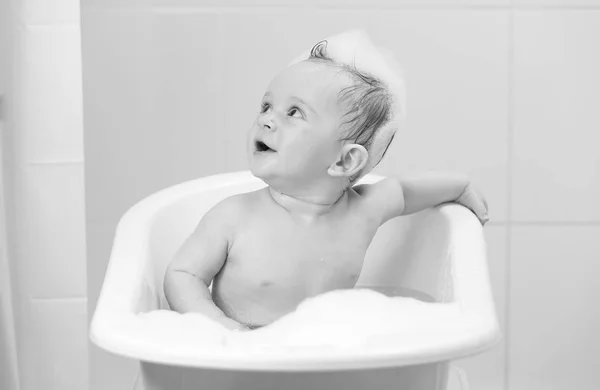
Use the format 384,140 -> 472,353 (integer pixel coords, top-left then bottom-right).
305,40 -> 396,185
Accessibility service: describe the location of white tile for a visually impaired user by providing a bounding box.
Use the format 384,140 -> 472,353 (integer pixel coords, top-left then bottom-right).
20,299 -> 88,390
369,10 -> 509,223
80,10 -> 159,202
13,25 -> 84,163
148,12 -> 224,178
151,0 -> 510,8
19,0 -> 80,25
14,163 -> 87,298
82,10 -> 221,201
454,226 -> 507,390
512,10 -> 600,222
509,226 -> 600,390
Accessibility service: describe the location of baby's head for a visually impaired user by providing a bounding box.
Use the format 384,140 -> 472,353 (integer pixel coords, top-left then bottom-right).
248,31 -> 405,196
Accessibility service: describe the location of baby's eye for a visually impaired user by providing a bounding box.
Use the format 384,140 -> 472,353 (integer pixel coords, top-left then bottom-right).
260,102 -> 270,113
288,106 -> 303,118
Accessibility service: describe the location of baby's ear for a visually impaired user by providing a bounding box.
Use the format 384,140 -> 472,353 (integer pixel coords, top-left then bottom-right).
328,144 -> 369,178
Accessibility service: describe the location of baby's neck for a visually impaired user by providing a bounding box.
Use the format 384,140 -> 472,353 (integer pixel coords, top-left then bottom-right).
267,186 -> 347,220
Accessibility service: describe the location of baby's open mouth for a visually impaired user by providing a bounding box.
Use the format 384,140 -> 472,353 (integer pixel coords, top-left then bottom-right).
255,140 -> 276,153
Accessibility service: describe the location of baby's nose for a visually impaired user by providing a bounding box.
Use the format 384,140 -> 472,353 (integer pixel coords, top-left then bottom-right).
260,115 -> 275,131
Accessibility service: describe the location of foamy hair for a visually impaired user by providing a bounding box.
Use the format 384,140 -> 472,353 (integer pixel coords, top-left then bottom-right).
287,29 -> 407,183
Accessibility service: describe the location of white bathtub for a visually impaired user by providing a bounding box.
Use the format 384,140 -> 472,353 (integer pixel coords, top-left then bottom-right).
90,171 -> 500,390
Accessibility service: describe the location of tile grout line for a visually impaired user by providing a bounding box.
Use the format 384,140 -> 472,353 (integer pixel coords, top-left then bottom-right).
81,4 -> 600,13
27,160 -> 84,165
30,296 -> 87,302
145,5 -> 600,13
485,221 -> 600,226
505,4 -> 515,390
20,22 -> 79,28
508,221 -> 600,226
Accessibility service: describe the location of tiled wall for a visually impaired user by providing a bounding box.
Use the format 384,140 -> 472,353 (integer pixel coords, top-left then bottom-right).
2,0 -> 596,390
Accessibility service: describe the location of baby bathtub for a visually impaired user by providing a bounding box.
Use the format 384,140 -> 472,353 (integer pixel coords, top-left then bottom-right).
90,171 -> 500,390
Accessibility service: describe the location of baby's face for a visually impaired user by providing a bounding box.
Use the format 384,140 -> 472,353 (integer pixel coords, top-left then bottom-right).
248,61 -> 350,186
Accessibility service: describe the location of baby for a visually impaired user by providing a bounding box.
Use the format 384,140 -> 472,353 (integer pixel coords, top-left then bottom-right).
163,30 -> 489,331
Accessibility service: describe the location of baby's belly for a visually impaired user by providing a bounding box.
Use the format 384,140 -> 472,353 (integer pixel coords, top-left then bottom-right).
211,262 -> 360,327
212,279 -> 305,327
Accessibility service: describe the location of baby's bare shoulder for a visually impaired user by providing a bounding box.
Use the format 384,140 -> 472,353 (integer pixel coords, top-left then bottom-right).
209,192 -> 250,218
349,178 -> 405,225
204,187 -> 269,226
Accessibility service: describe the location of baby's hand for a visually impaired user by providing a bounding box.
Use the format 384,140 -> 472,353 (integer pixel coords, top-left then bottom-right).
455,182 -> 490,226
218,315 -> 251,332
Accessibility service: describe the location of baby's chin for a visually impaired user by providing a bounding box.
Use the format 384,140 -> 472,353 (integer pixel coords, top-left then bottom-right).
249,160 -> 277,182
249,160 -> 294,190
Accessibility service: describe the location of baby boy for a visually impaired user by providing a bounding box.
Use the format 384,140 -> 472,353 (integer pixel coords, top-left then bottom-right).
163,30 -> 489,331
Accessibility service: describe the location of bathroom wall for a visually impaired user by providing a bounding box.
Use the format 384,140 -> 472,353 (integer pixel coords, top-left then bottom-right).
80,2 -> 600,390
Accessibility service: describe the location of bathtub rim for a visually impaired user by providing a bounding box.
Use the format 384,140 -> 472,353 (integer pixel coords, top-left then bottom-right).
89,170 -> 501,371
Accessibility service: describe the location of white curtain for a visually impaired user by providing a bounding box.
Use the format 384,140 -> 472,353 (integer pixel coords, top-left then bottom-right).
0,0 -> 19,384
0,121 -> 20,390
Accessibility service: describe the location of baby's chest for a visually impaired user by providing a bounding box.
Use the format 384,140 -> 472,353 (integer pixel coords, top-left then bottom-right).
228,218 -> 372,289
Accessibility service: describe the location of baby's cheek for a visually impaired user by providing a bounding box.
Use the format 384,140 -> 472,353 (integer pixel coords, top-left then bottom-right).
302,147 -> 331,170
282,138 -> 329,173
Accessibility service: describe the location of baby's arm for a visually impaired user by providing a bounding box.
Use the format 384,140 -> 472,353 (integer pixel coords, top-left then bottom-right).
397,171 -> 470,216
354,171 -> 470,224
163,197 -> 246,331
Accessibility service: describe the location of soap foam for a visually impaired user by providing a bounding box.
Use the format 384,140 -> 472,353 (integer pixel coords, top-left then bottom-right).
136,289 -> 463,353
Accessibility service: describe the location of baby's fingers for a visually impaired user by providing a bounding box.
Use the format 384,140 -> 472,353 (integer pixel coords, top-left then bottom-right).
456,184 -> 490,226
477,194 -> 490,225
